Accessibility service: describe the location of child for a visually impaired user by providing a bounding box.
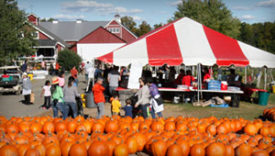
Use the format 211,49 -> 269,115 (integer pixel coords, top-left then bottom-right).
40,80 -> 51,109
123,99 -> 133,118
111,93 -> 121,115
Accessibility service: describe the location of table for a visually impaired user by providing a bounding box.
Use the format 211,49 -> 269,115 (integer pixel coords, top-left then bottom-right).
158,88 -> 243,107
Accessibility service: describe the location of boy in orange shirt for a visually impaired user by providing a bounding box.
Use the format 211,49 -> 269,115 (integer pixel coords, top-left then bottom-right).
92,78 -> 105,119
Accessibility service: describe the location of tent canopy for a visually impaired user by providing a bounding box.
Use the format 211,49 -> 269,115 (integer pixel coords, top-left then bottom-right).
97,17 -> 275,68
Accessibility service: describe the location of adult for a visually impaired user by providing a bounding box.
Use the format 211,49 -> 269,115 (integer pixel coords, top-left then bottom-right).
94,64 -> 103,80
147,78 -> 163,118
41,60 -> 45,70
175,69 -> 185,85
22,73 -> 32,105
135,78 -> 151,119
51,77 -> 66,119
92,78 -> 105,119
228,68 -> 241,87
119,66 -> 129,88
70,66 -> 78,86
21,61 -> 27,73
63,76 -> 80,118
84,61 -> 93,82
55,62 -> 60,75
108,66 -> 120,96
202,67 -> 211,83
182,70 -> 195,87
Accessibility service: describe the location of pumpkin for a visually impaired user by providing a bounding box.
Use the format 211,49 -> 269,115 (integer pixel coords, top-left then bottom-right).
235,143 -> 252,156
92,123 -> 104,133
113,143 -> 128,156
252,150 -> 269,156
69,142 -> 87,156
88,141 -> 109,156
167,144 -> 182,156
164,121 -> 176,131
30,122 -> 42,133
66,121 -> 77,133
42,121 -> 55,134
55,122 -> 67,133
244,123 -> 258,136
105,120 -> 119,133
24,147 -> 40,156
45,143 -> 61,156
134,133 -> 146,152
151,140 -> 167,156
176,139 -> 190,156
61,141 -> 73,156
106,139 -> 116,156
190,143 -> 205,156
126,136 -> 138,154
206,142 -> 226,156
0,144 -> 19,156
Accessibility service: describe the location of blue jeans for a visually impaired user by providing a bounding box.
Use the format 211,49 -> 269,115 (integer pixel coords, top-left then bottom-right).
52,102 -> 68,120
96,102 -> 104,119
65,102 -> 78,118
151,106 -> 163,119
141,104 -> 149,119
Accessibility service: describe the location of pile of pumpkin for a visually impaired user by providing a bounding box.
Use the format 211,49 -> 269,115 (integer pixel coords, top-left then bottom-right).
0,115 -> 274,156
263,107 -> 275,121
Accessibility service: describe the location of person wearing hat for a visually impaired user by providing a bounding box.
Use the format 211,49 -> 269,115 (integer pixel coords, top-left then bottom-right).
92,77 -> 105,119
22,73 -> 32,104
51,76 -> 67,119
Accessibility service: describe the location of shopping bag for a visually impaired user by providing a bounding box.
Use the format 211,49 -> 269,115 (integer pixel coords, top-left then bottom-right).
30,92 -> 35,103
150,98 -> 164,113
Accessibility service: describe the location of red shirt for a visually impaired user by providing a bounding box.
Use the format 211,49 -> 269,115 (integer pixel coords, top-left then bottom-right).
70,68 -> 78,79
92,83 -> 105,103
2,74 -> 9,78
203,73 -> 210,82
182,75 -> 195,86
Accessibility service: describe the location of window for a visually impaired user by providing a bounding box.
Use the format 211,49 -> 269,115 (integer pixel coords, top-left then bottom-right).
108,27 -> 120,33
32,31 -> 39,39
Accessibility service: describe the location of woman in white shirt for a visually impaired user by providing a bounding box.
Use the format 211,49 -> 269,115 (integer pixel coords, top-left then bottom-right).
40,80 -> 51,109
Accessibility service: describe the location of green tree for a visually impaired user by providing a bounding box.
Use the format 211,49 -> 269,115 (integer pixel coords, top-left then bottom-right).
136,21 -> 152,37
239,23 -> 254,45
40,18 -> 56,22
57,49 -> 82,71
0,0 -> 36,65
121,16 -> 138,35
171,0 -> 241,38
153,23 -> 163,29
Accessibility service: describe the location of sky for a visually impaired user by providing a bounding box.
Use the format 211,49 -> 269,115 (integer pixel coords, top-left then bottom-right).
17,0 -> 275,26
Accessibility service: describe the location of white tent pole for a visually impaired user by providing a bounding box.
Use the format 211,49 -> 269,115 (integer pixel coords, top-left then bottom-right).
264,68 -> 266,90
197,64 -> 200,102
245,66 -> 247,84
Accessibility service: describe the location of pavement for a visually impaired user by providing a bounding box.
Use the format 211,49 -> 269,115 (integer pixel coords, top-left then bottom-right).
0,74 -> 99,119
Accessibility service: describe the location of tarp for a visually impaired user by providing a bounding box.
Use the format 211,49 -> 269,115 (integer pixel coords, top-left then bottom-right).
97,17 -> 275,68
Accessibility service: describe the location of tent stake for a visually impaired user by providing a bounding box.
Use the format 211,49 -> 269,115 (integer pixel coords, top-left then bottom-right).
264,68 -> 267,90
245,66 -> 247,84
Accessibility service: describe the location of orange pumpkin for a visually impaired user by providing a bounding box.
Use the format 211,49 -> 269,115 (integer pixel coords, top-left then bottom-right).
235,143 -> 252,156
42,121 -> 55,134
167,144 -> 182,156
113,143 -> 128,156
105,120 -> 119,133
151,140 -> 167,156
244,123 -> 258,136
206,142 -> 226,156
126,136 -> 138,154
69,142 -> 87,156
88,141 -> 109,156
190,143 -> 205,156
0,145 -> 18,156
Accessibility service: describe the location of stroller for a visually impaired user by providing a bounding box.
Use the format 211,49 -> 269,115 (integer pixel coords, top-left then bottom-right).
127,95 -> 142,118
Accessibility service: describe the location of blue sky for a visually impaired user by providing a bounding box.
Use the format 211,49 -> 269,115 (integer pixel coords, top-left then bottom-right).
17,0 -> 275,26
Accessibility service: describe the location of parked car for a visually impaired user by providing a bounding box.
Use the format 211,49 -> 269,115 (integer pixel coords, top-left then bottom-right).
0,66 -> 22,95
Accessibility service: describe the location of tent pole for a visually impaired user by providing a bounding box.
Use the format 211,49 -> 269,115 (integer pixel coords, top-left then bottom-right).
264,68 -> 267,90
245,66 -> 247,84
197,64 -> 200,103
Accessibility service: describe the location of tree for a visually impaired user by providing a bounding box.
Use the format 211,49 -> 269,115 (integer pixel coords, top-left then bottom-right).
171,0 -> 241,39
57,49 -> 82,71
0,0 -> 36,65
239,23 -> 254,45
153,23 -> 163,29
136,21 -> 152,37
40,18 -> 56,22
121,16 -> 138,35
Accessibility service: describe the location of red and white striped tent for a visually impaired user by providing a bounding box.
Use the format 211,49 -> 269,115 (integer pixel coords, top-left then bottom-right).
97,17 -> 275,68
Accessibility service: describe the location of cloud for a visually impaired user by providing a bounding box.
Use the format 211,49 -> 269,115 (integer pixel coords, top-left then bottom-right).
239,15 -> 256,20
256,0 -> 275,8
53,14 -> 85,20
132,16 -> 142,21
61,0 -> 142,15
232,6 -> 253,11
170,0 -> 181,6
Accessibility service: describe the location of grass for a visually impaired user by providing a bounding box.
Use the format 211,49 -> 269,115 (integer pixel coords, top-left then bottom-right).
164,93 -> 275,120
